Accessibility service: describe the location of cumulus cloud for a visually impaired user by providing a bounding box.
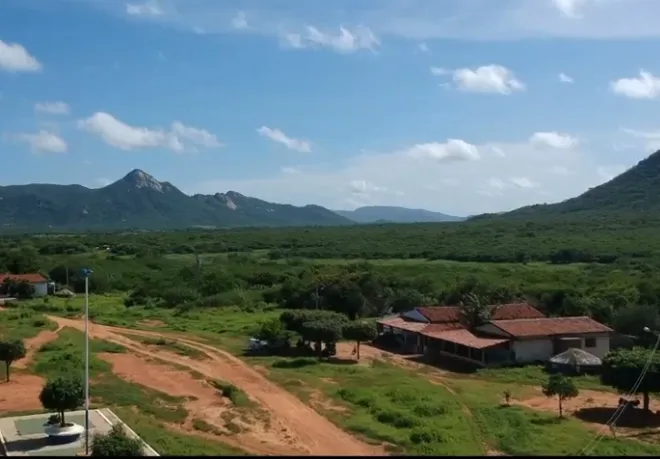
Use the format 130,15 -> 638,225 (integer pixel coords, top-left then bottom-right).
190,132 -> 630,215
621,127 -> 660,152
0,40 -> 42,72
559,72 -> 574,84
126,1 -> 163,16
553,0 -> 587,18
35,101 -> 70,115
14,130 -> 67,153
405,139 -> 480,162
283,25 -> 379,53
611,70 -> 660,99
77,112 -> 221,153
529,132 -> 579,149
232,11 -> 248,29
257,126 -> 311,153
433,65 -> 525,95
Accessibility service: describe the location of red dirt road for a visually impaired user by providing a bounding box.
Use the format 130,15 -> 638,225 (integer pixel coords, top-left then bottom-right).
47,316 -> 386,456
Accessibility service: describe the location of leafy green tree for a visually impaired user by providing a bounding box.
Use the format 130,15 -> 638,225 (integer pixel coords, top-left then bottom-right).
0,339 -> 26,382
458,293 -> 491,329
342,321 -> 378,360
300,319 -> 344,360
254,318 -> 292,344
542,374 -> 579,418
602,347 -> 660,411
39,376 -> 85,427
91,424 -> 143,456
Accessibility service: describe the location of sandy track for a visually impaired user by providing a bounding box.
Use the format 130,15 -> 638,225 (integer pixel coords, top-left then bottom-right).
15,325 -> 64,370
47,316 -> 386,456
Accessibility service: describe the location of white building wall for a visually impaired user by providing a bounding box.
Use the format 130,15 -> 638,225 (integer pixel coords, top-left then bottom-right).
582,335 -> 610,359
512,339 -> 554,363
33,282 -> 48,297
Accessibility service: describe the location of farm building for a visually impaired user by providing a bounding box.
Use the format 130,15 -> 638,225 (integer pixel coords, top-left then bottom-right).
0,273 -> 49,297
376,303 -> 612,367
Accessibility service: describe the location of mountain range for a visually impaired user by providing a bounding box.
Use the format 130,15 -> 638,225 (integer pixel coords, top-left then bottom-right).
2,147 -> 658,232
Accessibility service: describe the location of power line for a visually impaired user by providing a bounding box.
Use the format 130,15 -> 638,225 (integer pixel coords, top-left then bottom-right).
577,333 -> 660,456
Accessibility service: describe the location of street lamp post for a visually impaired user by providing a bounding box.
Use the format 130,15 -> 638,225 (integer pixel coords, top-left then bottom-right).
81,268 -> 93,456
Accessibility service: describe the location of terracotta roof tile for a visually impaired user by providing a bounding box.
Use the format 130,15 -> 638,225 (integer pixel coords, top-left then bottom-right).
417,302 -> 545,324
422,328 -> 509,349
377,317 -> 429,332
0,273 -> 47,284
490,317 -> 613,338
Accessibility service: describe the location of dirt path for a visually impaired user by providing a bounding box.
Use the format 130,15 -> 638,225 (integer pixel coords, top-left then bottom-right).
99,352 -> 300,456
0,324 -> 65,412
47,316 -> 386,456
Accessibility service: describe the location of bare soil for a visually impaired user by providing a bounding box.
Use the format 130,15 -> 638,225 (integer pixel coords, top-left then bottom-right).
46,315 -> 387,456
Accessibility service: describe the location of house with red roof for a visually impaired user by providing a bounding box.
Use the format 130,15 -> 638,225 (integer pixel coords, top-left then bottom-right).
0,273 -> 49,297
376,303 -> 613,367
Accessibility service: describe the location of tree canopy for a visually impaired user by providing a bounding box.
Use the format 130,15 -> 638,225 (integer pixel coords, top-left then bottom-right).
601,347 -> 660,411
542,374 -> 579,418
39,376 -> 85,427
0,339 -> 26,382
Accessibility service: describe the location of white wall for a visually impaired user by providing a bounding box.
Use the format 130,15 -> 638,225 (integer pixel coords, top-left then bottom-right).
512,339 -> 554,363
33,282 -> 48,297
581,335 -> 610,359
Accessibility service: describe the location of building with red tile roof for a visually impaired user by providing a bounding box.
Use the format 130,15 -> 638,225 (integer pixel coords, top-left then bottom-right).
0,273 -> 49,297
376,302 -> 612,367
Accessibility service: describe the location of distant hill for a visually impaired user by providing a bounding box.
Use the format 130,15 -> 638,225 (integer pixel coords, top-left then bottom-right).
489,149 -> 660,220
0,169 -> 352,231
336,206 -> 465,223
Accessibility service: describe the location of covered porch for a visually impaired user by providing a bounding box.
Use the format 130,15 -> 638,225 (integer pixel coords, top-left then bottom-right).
376,317 -> 428,354
422,328 -> 513,367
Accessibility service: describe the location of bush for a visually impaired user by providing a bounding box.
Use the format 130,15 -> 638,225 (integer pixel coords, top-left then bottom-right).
91,424 -> 143,456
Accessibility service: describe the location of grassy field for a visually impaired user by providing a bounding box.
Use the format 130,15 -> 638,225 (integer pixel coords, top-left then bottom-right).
246,355 -> 660,456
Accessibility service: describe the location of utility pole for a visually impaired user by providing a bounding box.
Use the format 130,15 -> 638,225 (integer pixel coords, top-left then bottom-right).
81,268 -> 93,456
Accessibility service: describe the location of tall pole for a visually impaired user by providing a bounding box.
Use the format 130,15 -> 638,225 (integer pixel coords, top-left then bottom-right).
82,268 -> 93,456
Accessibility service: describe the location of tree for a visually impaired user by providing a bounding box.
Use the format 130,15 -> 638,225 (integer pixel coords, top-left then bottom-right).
39,376 -> 84,427
300,319 -> 344,360
342,321 -> 378,360
601,347 -> 660,411
91,424 -> 143,456
0,339 -> 26,382
459,293 -> 491,329
542,373 -> 579,418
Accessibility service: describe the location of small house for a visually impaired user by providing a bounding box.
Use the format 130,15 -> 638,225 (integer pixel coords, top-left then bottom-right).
0,273 -> 49,297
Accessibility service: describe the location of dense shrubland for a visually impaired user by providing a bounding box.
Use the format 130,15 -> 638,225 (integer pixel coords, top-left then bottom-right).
2,220 -> 660,340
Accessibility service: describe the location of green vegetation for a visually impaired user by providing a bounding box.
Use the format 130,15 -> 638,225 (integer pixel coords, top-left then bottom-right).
0,339 -> 26,382
39,375 -> 85,427
601,347 -> 660,411
541,374 -> 579,418
91,424 -> 144,456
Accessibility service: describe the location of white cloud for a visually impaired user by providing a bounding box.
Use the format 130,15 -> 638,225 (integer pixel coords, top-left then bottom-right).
611,70 -> 660,99
190,130 -> 635,216
597,165 -> 627,181
621,127 -> 660,152
77,112 -> 221,153
0,40 -> 42,72
559,72 -> 574,84
417,42 -> 430,53
434,65 -> 525,95
103,0 -> 660,41
405,139 -> 480,162
126,1 -> 163,16
15,130 -> 67,153
553,0 -> 587,18
95,178 -> 112,187
257,126 -> 311,153
282,25 -> 379,53
529,131 -> 579,149
35,101 -> 70,115
281,167 -> 301,175
232,11 -> 248,29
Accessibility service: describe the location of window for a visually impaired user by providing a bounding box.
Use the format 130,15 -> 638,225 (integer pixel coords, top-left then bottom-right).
585,338 -> 596,348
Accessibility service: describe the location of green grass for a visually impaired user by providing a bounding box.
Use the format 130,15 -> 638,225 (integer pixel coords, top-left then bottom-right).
0,307 -> 57,340
22,294 -> 278,352
208,380 -> 252,408
474,364 -> 608,391
251,355 -> 660,456
113,407 -> 249,456
444,378 -> 660,456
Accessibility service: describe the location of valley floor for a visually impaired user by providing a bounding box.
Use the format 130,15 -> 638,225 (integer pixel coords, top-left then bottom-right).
2,300 -> 660,456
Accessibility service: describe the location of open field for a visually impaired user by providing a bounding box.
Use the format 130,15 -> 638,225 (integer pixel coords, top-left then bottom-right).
3,300 -> 660,456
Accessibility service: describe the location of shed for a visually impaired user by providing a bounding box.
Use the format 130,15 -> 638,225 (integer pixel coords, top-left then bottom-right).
547,348 -> 602,375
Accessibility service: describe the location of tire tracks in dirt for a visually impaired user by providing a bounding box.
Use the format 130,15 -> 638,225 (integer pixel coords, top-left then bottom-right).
46,315 -> 387,456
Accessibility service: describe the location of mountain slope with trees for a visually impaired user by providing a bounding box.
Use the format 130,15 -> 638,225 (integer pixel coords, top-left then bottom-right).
0,169 -> 351,231
336,206 -> 465,223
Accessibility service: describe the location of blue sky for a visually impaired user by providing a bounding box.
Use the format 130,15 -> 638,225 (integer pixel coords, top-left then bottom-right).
1,0 -> 660,216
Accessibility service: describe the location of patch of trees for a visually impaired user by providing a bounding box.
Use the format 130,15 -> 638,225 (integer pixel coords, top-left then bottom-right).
0,279 -> 35,299
601,347 -> 660,411
255,310 -> 378,361
0,339 -> 26,382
